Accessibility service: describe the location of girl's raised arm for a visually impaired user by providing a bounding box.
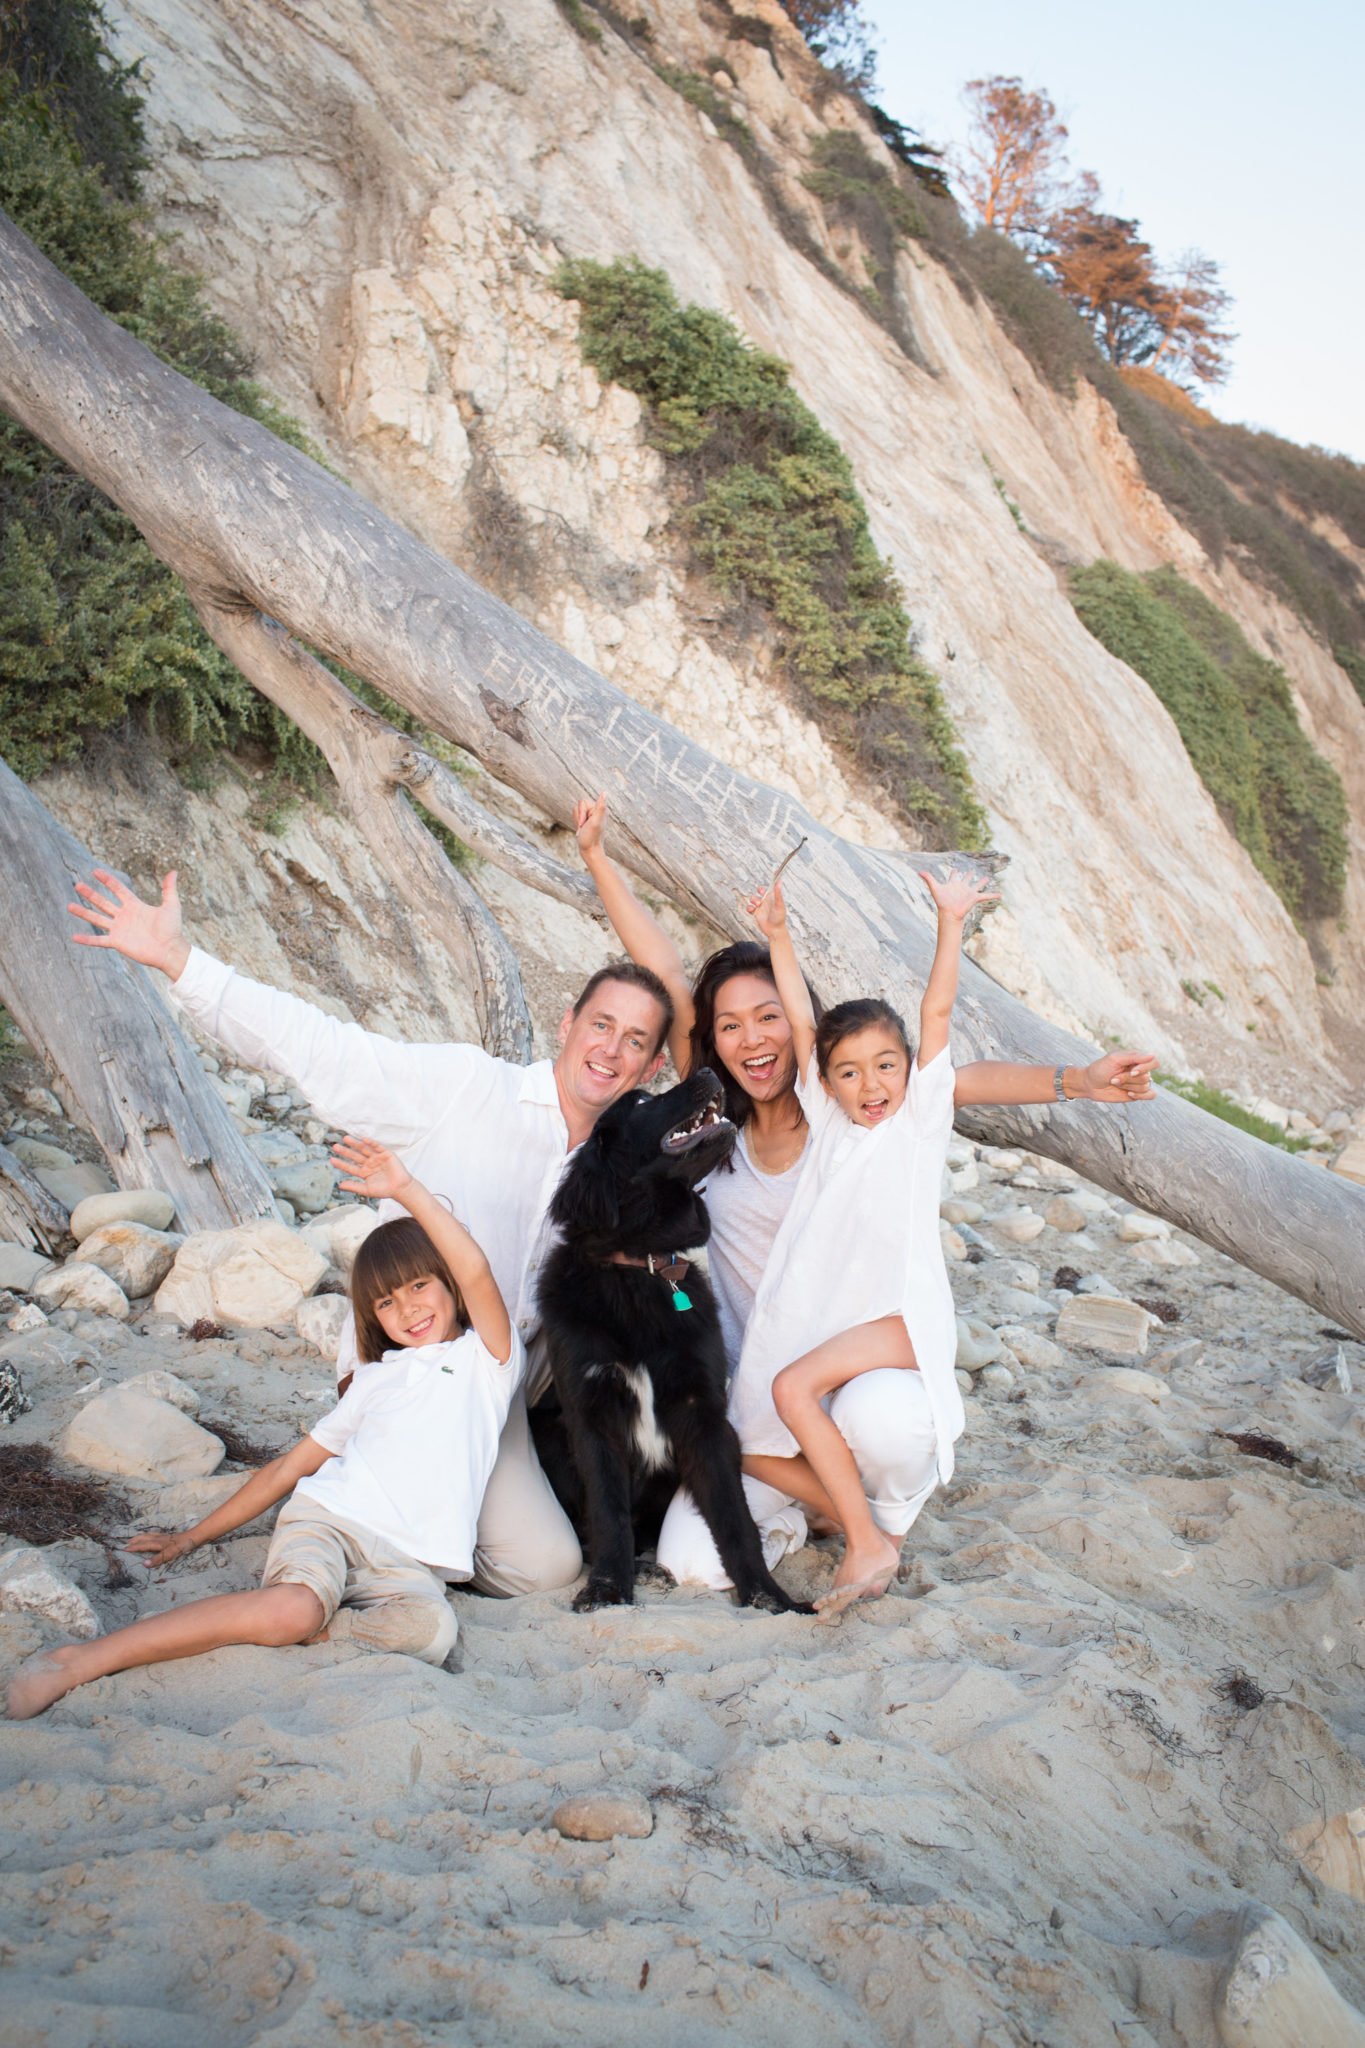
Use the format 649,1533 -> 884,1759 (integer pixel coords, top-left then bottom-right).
745,876 -> 817,1082
331,1138 -> 513,1364
916,869 -> 1000,1068
575,794 -> 695,1072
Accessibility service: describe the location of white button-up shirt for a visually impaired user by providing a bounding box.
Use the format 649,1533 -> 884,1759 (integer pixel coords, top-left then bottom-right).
170,950 -> 569,1374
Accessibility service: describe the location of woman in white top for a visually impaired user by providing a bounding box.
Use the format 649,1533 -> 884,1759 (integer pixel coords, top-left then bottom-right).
573,797 -> 1158,1589
8,1140 -> 519,1720
731,865 -> 992,1610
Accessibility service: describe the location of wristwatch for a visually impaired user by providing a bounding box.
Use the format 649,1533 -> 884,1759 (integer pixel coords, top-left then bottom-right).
1052,1065 -> 1069,1102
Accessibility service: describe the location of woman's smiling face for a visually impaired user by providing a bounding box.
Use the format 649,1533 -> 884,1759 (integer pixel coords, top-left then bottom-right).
711,973 -> 798,1101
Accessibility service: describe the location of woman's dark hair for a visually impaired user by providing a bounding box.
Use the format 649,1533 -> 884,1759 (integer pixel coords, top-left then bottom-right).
687,941 -> 823,1136
350,1217 -> 467,1365
815,998 -> 913,1077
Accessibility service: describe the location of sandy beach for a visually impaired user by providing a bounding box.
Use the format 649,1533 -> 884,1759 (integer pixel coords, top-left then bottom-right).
3,1156 -> 1364,2046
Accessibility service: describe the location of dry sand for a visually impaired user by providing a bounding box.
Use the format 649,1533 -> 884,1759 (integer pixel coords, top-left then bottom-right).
2,1190 -> 1365,2045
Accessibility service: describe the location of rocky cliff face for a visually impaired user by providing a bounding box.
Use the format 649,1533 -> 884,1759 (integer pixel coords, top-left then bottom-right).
60,0 -> 1364,1092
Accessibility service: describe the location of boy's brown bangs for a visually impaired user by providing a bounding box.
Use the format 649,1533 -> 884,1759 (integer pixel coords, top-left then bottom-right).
351,1217 -> 465,1364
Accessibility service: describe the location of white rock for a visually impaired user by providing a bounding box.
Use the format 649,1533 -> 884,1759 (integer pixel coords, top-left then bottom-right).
1007,1261 -> 1040,1292
980,1148 -> 1024,1173
979,1362 -> 1015,1393
69,1189 -> 177,1242
118,1369 -> 201,1415
1076,1271 -> 1121,1295
993,1208 -> 1045,1244
1130,1237 -> 1201,1268
955,1368 -> 974,1397
954,1317 -> 1005,1371
1056,1295 -> 1151,1356
209,1072 -> 257,1118
1117,1211 -> 1171,1242
945,1138 -> 975,1170
154,1231 -> 237,1327
995,1325 -> 1067,1371
1077,1366 -> 1167,1403
1069,1189 -> 1117,1217
35,1162 -> 116,1211
1248,1097 -> 1290,1130
295,1294 -> 351,1359
1329,1139 -> 1365,1187
551,1792 -> 653,1841
4,1302 -> 47,1333
940,1196 -> 984,1226
0,1245 -> 55,1294
939,1226 -> 968,1262
948,1160 -> 979,1195
1214,1904 -> 1365,2046
20,1086 -> 63,1119
1045,1195 -> 1088,1232
75,1222 -> 183,1298
0,1546 -> 99,1638
211,1246 -> 306,1327
33,1263 -> 131,1320
6,1136 -> 75,1171
301,1205 -> 381,1277
232,1218 -> 329,1294
61,1387 -> 224,1482
273,1160 -> 337,1215
246,1127 -> 308,1171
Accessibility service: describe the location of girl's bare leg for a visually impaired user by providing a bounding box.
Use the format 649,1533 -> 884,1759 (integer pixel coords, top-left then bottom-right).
771,1315 -> 915,1602
741,1452 -> 841,1530
6,1583 -> 325,1720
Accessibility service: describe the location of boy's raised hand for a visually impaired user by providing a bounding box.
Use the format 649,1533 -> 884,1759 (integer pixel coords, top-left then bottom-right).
918,865 -> 1001,923
331,1135 -> 414,1204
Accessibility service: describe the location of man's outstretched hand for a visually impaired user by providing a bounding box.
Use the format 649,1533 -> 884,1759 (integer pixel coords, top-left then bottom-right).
69,870 -> 191,981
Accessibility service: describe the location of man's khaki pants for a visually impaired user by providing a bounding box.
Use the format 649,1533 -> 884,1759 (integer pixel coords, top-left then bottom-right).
471,1380 -> 582,1598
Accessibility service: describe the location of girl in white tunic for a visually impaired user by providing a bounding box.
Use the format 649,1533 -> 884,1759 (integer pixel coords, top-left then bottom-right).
729,865 -> 997,1613
7,1141 -> 519,1720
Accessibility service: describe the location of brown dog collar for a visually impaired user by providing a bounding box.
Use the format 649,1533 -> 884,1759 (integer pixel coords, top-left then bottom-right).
604,1251 -> 694,1310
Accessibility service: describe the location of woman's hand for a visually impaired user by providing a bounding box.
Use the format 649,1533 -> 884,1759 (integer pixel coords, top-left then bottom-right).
919,866 -> 1001,923
331,1135 -> 416,1204
1076,1051 -> 1158,1102
125,1530 -> 197,1569
744,874 -> 788,937
574,793 -> 608,863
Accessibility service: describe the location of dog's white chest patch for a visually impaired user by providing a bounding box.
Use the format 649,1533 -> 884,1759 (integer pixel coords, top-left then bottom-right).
617,1364 -> 669,1471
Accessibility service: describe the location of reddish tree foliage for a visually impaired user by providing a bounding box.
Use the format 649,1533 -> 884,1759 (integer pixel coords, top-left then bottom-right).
957,76 -> 1069,249
1048,187 -> 1234,387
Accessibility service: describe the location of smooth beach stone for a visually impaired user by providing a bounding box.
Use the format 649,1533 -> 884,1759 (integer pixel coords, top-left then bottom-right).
6,1136 -> 75,1172
1117,1211 -> 1170,1242
232,1218 -> 328,1295
296,1294 -> 350,1359
954,1367 -> 974,1397
1129,1237 -> 1201,1268
0,1545 -> 100,1638
551,1792 -> 654,1841
62,1387 -> 224,1482
69,1188 -> 176,1242
995,1325 -> 1066,1372
993,1208 -> 1045,1244
1055,1294 -> 1151,1356
939,1227 -> 967,1262
74,1222 -> 183,1298
0,1245 -> 55,1294
153,1231 -> 236,1328
118,1368 -> 201,1415
1076,1366 -> 1167,1404
4,1301 -> 47,1333
954,1318 -> 1005,1372
273,1160 -> 337,1216
940,1196 -> 984,1226
1044,1195 -> 1088,1233
33,1262 -> 131,1321
246,1126 -> 308,1172
1214,1906 -> 1365,2047
210,1245 -> 306,1327
979,1362 -> 1014,1393
979,1147 -> 1024,1173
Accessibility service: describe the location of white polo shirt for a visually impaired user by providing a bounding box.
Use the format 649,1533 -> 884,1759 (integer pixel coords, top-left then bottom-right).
296,1327 -> 523,1574
170,951 -> 570,1372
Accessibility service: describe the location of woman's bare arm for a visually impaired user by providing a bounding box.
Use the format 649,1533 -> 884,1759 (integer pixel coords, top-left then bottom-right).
745,877 -> 816,1081
574,795 -> 696,1071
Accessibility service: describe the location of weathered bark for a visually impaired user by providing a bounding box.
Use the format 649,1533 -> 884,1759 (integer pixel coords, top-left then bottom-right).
1,208 -> 1363,1335
0,759 -> 277,1231
0,1141 -> 70,1254
183,590 -> 532,1061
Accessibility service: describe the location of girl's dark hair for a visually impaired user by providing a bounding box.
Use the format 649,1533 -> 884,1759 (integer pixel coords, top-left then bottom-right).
815,998 -> 913,1078
687,941 -> 823,1135
350,1217 -> 467,1365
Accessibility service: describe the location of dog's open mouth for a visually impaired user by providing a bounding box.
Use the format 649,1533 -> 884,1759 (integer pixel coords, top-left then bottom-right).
661,1091 -> 731,1155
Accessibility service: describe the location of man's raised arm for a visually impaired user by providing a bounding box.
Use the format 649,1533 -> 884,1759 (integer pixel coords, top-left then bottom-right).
70,869 -> 476,1145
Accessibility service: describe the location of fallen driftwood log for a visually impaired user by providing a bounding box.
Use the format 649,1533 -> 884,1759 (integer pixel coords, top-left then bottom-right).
0,1141 -> 70,1256
0,208 -> 1362,1335
0,760 -> 276,1232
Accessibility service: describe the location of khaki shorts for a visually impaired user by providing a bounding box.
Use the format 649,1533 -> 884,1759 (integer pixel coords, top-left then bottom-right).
263,1496 -> 458,1666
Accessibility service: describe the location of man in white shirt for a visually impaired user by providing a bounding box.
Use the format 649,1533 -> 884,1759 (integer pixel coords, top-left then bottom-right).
69,868 -> 673,1598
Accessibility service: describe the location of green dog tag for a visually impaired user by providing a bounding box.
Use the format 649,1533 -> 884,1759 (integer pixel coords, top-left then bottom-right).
671,1287 -> 692,1313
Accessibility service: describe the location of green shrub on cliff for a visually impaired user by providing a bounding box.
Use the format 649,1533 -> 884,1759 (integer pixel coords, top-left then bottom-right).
1070,560 -> 1347,925
554,256 -> 984,848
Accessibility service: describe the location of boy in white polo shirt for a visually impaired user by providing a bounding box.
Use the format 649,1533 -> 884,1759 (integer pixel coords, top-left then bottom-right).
7,1138 -> 518,1720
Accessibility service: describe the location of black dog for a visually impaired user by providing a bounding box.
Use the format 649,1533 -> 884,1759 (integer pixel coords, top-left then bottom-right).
533,1067 -> 809,1615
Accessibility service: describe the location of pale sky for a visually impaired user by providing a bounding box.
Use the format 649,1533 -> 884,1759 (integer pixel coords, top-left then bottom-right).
866,0 -> 1364,462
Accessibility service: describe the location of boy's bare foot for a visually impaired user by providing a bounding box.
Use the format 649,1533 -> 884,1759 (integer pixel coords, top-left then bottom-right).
814,1530 -> 900,1619
6,1644 -> 86,1719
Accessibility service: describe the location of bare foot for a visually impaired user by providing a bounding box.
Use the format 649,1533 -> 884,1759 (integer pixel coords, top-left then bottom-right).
6,1645 -> 86,1719
814,1530 -> 900,1620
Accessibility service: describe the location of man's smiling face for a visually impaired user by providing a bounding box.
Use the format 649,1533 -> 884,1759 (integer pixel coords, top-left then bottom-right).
556,977 -> 668,1127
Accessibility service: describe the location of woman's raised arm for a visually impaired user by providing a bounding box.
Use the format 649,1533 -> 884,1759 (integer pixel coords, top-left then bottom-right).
574,794 -> 696,1072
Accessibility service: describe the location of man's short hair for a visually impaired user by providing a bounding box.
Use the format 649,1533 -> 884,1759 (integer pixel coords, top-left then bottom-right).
571,961 -> 674,1058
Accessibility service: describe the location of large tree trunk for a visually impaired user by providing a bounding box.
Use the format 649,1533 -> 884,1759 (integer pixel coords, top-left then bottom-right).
1,209 -> 1362,1335
0,760 -> 277,1232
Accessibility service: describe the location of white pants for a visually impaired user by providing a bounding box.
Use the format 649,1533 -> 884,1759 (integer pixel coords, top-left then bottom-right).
656,1369 -> 939,1591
